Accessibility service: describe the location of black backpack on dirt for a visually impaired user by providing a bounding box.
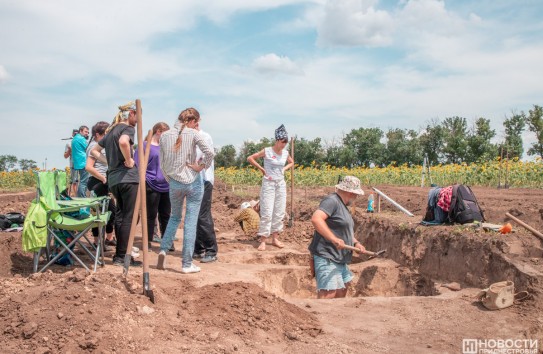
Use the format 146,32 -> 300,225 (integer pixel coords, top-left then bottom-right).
448,184 -> 485,224
0,215 -> 11,230
0,212 -> 25,230
5,212 -> 25,225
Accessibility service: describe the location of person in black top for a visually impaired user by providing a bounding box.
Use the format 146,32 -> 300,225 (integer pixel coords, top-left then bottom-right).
308,176 -> 366,299
91,101 -> 141,266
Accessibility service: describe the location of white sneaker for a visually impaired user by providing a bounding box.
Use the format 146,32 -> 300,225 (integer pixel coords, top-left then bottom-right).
181,263 -> 201,274
157,251 -> 166,270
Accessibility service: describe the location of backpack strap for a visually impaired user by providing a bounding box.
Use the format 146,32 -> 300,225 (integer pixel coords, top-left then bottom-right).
448,184 -> 460,223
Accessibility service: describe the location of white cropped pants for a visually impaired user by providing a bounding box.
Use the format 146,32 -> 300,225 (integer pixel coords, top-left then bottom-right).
257,178 -> 286,237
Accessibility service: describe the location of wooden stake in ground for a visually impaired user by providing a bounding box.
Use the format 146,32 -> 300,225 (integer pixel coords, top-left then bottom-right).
497,146 -> 503,189
504,150 -> 510,189
288,137 -> 295,228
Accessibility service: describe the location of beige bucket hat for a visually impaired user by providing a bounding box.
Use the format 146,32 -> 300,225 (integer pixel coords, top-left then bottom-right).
335,176 -> 364,195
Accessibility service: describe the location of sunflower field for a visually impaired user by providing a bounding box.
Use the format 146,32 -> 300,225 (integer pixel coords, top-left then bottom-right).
0,170 -> 38,191
1,160 -> 541,191
216,158 -> 543,188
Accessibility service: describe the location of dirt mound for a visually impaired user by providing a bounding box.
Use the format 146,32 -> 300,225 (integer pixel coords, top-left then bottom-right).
0,233 -> 29,277
0,270 -> 320,353
0,191 -> 34,215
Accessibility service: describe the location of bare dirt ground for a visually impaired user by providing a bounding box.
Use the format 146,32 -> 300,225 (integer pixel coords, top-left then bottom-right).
0,183 -> 542,353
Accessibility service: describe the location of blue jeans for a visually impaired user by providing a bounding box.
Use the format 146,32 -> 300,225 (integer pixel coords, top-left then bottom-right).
75,169 -> 89,197
160,176 -> 203,267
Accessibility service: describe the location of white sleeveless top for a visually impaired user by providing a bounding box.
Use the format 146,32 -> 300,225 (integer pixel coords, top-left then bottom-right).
263,147 -> 288,181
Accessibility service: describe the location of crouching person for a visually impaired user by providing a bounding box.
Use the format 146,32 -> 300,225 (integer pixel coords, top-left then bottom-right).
308,176 -> 365,299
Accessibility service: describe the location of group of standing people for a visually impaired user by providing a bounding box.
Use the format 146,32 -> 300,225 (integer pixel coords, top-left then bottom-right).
63,102 -> 218,273
63,102 -> 366,299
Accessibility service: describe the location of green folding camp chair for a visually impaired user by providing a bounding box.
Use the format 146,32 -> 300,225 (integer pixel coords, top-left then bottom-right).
23,171 -> 111,273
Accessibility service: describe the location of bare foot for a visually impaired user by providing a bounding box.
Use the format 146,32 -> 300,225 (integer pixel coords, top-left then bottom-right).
257,241 -> 266,251
272,239 -> 284,248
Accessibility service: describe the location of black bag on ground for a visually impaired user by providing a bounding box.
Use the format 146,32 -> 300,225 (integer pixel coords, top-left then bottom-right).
448,184 -> 485,224
5,212 -> 25,225
0,215 -> 12,230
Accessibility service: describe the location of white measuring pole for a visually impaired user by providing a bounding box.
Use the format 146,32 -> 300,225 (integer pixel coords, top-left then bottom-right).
372,187 -> 414,217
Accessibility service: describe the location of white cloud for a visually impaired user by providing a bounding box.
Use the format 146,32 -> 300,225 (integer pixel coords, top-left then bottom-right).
252,54 -> 304,76
317,0 -> 394,47
1,0 -> 542,168
0,0 -> 318,86
0,65 -> 8,83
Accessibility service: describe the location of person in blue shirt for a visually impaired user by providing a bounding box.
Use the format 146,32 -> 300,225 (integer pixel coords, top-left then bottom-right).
71,125 -> 90,197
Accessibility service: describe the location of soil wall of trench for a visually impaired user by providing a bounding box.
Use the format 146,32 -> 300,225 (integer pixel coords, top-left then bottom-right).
354,215 -> 543,306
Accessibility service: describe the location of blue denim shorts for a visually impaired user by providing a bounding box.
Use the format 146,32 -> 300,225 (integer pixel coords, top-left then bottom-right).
313,254 -> 353,291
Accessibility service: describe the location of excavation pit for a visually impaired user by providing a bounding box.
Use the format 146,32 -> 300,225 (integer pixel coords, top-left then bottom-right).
256,258 -> 438,299
221,251 -> 310,266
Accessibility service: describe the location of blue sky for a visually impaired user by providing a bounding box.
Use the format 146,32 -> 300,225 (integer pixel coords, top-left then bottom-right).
1,0 -> 542,169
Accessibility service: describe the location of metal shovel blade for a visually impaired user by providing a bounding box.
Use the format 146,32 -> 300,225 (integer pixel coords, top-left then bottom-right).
122,254 -> 132,277
368,249 -> 386,260
143,272 -> 155,303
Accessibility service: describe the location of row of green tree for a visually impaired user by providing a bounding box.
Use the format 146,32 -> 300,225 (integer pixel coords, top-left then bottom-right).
215,105 -> 543,168
0,155 -> 38,172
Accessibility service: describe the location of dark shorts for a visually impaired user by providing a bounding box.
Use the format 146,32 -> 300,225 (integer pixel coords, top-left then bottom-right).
70,168 -> 78,183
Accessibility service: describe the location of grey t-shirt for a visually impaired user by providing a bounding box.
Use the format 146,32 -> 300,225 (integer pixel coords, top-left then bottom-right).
308,193 -> 355,264
98,124 -> 139,187
86,141 -> 108,177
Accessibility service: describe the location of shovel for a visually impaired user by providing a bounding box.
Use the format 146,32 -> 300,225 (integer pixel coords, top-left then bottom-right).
136,101 -> 155,303
343,245 -> 386,259
123,130 -> 152,277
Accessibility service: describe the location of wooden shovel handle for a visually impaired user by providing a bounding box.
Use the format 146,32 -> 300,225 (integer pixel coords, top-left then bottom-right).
506,212 -> 543,241
343,244 -> 375,256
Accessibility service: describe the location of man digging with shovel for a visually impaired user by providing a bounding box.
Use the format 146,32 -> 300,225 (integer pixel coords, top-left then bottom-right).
308,176 -> 366,299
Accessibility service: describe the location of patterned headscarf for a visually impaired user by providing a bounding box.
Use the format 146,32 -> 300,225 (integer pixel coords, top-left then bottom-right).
275,124 -> 288,141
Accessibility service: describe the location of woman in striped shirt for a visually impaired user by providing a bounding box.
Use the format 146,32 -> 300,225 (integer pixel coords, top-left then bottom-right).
157,108 -> 214,274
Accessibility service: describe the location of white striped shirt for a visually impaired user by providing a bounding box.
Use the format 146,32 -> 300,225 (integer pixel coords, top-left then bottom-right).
159,125 -> 215,184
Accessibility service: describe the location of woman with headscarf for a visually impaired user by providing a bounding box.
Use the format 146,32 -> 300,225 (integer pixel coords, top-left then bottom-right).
91,101 -> 141,267
157,107 -> 214,274
247,124 -> 294,251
